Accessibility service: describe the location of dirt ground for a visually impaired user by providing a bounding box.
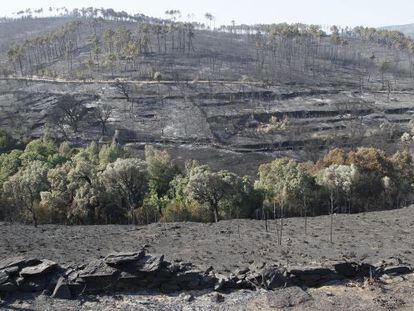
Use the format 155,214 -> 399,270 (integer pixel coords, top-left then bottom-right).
1,207 -> 414,272
1,207 -> 414,310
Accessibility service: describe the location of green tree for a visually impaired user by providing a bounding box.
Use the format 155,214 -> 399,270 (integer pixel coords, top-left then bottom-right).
99,143 -> 125,167
256,158 -> 314,244
20,137 -> 66,167
0,150 -> 23,187
145,146 -> 179,209
100,158 -> 148,224
317,164 -> 359,243
185,165 -> 235,222
3,161 -> 49,226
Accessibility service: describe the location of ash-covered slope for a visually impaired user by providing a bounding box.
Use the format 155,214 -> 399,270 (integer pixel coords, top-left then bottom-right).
1,14 -> 414,174
1,78 -> 413,174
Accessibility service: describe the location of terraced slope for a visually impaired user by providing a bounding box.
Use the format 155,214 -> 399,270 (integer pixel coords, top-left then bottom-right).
1,78 -> 413,174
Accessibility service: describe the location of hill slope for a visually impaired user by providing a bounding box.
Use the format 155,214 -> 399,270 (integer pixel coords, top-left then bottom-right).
383,23 -> 414,39
1,12 -> 414,173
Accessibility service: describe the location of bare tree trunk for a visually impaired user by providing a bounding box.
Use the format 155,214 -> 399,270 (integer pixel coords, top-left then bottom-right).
279,203 -> 284,245
31,210 -> 38,228
330,191 -> 334,243
303,195 -> 307,236
213,205 -> 219,223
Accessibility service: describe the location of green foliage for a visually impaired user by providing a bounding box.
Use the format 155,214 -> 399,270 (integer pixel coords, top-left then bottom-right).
100,158 -> 149,224
99,142 -> 125,166
256,158 -> 315,216
1,134 -> 413,226
0,150 -> 23,187
184,164 -> 258,222
3,161 -> 49,226
20,137 -> 67,167
145,146 -> 180,200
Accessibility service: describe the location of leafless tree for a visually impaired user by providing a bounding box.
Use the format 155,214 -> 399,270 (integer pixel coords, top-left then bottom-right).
94,103 -> 113,135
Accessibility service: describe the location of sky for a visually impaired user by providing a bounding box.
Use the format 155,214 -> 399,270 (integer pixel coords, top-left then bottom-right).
3,0 -> 414,27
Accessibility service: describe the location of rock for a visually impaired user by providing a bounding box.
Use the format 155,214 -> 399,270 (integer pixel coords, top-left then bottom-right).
79,260 -> 119,278
65,269 -> 79,283
16,275 -> 48,292
381,258 -> 402,267
0,282 -> 17,292
214,277 -> 226,291
382,265 -> 412,276
0,271 -> 8,285
246,271 -> 262,286
20,260 -> 57,277
289,266 -> 337,287
250,261 -> 266,271
235,267 -> 249,276
334,262 -> 359,278
0,257 -> 41,271
3,266 -> 19,276
77,260 -> 120,292
204,266 -> 214,275
261,266 -> 286,289
174,270 -> 203,289
104,250 -> 145,266
359,262 -> 378,277
52,277 -> 72,299
178,262 -> 194,271
168,263 -> 180,274
137,254 -> 164,273
248,286 -> 312,309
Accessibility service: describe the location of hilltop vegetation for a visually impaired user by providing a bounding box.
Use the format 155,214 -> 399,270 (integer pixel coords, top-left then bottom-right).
383,23 -> 414,39
1,7 -> 414,87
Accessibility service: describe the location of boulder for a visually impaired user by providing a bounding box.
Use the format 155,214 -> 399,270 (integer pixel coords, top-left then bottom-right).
136,254 -> 164,273
382,265 -> 412,276
175,269 -> 204,289
104,250 -> 145,266
20,260 -> 58,277
334,262 -> 360,278
52,277 -> 72,299
3,266 -> 19,276
245,271 -> 262,286
214,274 -> 234,291
0,282 -> 16,292
359,262 -> 378,277
235,267 -> 249,276
79,260 -> 119,279
77,260 -> 120,292
289,266 -> 337,287
0,257 -> 41,271
0,271 -> 8,285
16,275 -> 49,292
261,266 -> 286,289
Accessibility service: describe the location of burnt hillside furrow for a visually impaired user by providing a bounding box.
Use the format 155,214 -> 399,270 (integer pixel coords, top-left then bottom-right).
1,80 -> 414,172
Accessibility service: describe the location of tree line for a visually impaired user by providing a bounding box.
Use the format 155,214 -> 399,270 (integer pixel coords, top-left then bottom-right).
5,7 -> 414,85
6,17 -> 196,78
0,130 -> 413,228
